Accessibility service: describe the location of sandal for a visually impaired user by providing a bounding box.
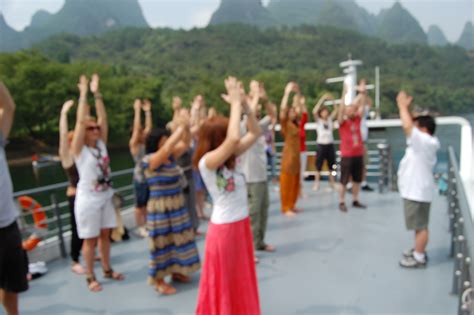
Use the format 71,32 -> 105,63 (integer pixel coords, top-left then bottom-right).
71,262 -> 86,275
103,268 -> 125,281
155,281 -> 177,295
86,274 -> 102,292
172,273 -> 191,283
258,244 -> 276,253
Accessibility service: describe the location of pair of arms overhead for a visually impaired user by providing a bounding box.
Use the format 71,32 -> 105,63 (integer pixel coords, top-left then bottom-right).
148,107 -> 192,170
312,93 -> 338,122
129,99 -> 153,156
0,82 -> 16,141
337,81 -> 370,125
279,82 -> 300,121
204,77 -> 262,171
397,91 -> 415,136
71,74 -> 108,157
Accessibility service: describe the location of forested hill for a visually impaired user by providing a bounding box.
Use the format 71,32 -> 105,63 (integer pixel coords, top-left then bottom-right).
0,25 -> 473,143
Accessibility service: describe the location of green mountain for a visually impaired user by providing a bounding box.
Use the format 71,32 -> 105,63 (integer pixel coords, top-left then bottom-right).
427,25 -> 449,46
215,0 -> 427,44
2,25 -> 473,141
267,0 -> 323,27
376,2 -> 427,44
0,0 -> 149,52
457,22 -> 474,51
0,14 -> 24,52
209,0 -> 275,27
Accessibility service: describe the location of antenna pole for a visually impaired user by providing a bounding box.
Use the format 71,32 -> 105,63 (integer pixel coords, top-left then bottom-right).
375,66 -> 380,120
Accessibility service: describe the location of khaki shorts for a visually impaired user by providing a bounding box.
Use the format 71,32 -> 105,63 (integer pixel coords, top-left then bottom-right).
404,199 -> 431,230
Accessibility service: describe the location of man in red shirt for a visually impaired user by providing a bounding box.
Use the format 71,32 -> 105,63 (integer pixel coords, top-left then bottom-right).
337,82 -> 369,212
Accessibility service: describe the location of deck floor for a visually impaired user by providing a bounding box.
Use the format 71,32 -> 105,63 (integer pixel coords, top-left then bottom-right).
18,182 -> 456,315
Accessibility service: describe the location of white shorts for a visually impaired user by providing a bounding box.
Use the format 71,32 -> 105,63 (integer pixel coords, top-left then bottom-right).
74,192 -> 117,239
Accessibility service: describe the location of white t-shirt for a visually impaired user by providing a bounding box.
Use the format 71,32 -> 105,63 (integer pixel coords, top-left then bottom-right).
199,155 -> 248,224
398,127 -> 440,202
75,140 -> 114,198
315,119 -> 334,145
240,116 -> 271,183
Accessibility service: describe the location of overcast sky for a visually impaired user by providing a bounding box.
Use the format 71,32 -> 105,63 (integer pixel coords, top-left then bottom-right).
0,0 -> 472,42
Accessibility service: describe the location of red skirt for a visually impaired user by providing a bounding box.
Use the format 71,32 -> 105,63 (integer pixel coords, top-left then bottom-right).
196,217 -> 261,315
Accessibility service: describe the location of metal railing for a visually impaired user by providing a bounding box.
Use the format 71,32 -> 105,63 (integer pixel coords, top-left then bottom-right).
448,146 -> 474,314
13,168 -> 135,259
13,135 -> 394,263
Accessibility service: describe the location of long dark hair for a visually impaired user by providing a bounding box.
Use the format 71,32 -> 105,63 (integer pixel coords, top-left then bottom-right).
145,128 -> 171,154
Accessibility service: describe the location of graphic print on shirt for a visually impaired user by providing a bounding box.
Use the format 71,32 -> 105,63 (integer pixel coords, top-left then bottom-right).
88,146 -> 111,192
216,167 -> 236,193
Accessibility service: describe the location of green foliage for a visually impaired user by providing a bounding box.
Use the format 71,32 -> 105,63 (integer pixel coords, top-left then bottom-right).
1,24 -> 473,144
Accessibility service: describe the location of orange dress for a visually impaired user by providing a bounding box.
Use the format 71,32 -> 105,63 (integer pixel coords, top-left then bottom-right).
279,114 -> 300,212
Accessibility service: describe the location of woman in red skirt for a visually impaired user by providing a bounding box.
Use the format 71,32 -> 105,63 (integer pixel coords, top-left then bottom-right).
193,76 -> 262,315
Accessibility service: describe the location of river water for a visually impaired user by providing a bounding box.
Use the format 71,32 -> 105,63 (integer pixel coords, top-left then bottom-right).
9,113 -> 474,193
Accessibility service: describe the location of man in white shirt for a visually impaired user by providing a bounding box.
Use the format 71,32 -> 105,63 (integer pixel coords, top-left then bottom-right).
396,91 -> 440,268
240,84 -> 276,253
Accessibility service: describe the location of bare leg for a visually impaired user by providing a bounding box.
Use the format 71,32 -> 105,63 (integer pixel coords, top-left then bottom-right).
134,206 -> 146,227
339,184 -> 346,204
99,229 -> 111,271
1,289 -> 19,315
312,171 -> 320,191
196,191 -> 206,219
83,237 -> 98,276
415,229 -> 429,253
352,183 -> 361,202
328,173 -> 336,189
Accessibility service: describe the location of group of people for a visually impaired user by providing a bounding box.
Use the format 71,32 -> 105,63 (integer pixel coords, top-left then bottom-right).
0,71 -> 440,314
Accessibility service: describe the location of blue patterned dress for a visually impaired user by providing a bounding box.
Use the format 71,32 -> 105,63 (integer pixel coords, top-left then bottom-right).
142,155 -> 201,284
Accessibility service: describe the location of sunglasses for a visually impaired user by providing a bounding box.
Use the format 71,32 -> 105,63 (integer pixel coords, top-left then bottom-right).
86,126 -> 101,132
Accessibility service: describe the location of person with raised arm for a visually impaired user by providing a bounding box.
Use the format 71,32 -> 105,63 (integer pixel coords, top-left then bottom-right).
71,74 -> 124,292
0,82 -> 29,315
279,82 -> 302,217
195,77 -> 262,315
59,100 -> 86,274
142,108 -> 200,295
337,81 -> 368,212
129,98 -> 153,238
240,80 -> 276,254
312,93 -> 338,192
293,93 -> 309,197
190,95 -> 210,221
172,96 -> 201,235
396,91 -> 439,268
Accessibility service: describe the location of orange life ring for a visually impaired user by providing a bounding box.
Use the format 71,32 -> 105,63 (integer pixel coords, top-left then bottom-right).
17,196 -> 48,251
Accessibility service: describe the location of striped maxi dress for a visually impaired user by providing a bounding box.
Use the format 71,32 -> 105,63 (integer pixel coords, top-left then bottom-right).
142,155 -> 201,284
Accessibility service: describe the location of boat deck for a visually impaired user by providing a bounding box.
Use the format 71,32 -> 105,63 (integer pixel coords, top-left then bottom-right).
19,182 -> 456,315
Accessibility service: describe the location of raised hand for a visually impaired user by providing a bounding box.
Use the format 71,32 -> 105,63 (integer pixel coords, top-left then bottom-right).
396,91 -> 413,109
224,76 -> 242,105
249,80 -> 260,98
172,96 -> 182,111
284,82 -> 299,95
90,73 -> 100,94
61,100 -> 75,114
78,75 -> 89,97
142,99 -> 151,112
133,99 -> 142,112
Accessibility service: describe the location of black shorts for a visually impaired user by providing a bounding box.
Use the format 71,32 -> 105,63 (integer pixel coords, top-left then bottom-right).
0,221 -> 29,293
340,156 -> 364,185
316,144 -> 336,172
134,181 -> 150,208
